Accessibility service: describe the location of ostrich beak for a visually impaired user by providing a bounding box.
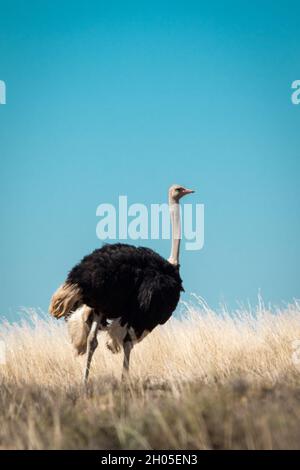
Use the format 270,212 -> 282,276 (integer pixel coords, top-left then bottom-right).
182,188 -> 195,195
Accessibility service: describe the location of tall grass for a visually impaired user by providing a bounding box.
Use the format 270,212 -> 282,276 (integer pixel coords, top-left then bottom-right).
0,299 -> 300,449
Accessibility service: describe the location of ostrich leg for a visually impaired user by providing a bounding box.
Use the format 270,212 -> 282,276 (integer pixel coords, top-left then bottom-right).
83,314 -> 100,385
122,334 -> 133,381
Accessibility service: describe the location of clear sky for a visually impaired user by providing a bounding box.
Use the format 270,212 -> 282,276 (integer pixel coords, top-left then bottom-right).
1,1 -> 299,320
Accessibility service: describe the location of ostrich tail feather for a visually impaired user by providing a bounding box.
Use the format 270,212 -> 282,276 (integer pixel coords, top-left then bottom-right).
67,305 -> 93,355
49,282 -> 82,319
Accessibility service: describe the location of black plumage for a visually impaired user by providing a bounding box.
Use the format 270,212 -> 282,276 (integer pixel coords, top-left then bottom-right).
67,243 -> 184,339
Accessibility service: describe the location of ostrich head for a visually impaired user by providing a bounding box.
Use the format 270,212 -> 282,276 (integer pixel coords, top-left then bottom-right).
168,184 -> 195,266
169,184 -> 195,204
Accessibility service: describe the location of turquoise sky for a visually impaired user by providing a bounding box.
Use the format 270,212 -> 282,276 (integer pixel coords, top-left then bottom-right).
1,1 -> 299,320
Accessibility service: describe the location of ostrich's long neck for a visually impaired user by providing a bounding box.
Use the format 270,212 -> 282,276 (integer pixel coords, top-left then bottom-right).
168,201 -> 181,266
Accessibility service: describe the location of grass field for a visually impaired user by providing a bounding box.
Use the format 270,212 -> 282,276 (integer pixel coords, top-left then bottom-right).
1,297 -> 300,450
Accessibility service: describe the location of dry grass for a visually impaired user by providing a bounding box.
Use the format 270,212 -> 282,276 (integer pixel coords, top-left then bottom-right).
1,297 -> 300,449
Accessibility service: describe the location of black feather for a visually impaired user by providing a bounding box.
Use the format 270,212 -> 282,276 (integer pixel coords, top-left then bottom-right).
67,243 -> 183,338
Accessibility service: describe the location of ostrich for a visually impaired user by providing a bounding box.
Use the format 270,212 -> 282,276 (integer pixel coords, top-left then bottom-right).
49,184 -> 194,382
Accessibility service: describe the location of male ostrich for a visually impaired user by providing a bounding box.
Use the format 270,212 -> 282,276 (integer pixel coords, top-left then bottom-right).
49,184 -> 194,382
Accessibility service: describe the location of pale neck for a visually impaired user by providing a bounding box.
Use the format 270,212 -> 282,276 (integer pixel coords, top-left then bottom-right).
168,200 -> 181,266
